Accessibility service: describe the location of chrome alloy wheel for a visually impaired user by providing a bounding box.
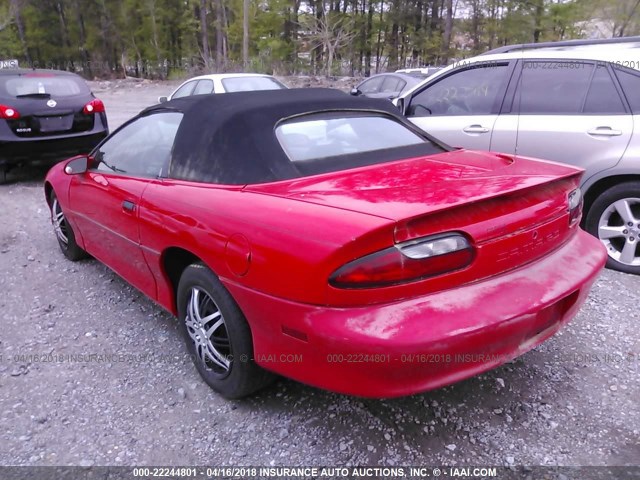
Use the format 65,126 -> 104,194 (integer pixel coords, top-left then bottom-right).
185,286 -> 232,375
598,197 -> 640,267
51,198 -> 69,246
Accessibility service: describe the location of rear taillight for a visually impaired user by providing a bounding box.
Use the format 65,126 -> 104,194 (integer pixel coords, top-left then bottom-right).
83,99 -> 105,115
0,104 -> 20,120
330,233 -> 474,289
568,188 -> 582,227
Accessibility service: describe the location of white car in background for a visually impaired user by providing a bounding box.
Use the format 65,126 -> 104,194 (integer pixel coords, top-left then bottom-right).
395,66 -> 444,77
158,73 -> 286,103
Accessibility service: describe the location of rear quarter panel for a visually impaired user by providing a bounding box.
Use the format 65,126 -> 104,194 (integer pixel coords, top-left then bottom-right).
138,179 -> 394,313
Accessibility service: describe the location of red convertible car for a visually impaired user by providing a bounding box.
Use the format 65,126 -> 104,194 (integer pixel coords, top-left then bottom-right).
45,88 -> 606,399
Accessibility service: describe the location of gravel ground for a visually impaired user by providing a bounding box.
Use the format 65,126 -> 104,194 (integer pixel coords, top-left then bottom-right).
0,80 -> 638,469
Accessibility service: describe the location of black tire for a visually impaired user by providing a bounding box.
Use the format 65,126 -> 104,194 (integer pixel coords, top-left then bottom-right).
585,181 -> 640,275
176,263 -> 275,399
0,167 -> 7,185
49,190 -> 89,261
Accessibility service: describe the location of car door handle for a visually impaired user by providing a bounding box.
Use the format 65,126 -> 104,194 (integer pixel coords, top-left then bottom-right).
587,127 -> 623,137
463,125 -> 490,134
122,200 -> 136,213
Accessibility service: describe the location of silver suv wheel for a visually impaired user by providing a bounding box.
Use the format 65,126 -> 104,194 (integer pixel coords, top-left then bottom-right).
586,182 -> 640,274
597,198 -> 640,267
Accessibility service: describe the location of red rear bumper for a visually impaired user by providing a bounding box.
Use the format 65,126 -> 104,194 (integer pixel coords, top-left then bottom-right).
224,230 -> 606,398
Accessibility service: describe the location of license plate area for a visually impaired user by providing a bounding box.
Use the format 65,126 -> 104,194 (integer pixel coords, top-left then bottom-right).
38,115 -> 74,133
531,290 -> 579,335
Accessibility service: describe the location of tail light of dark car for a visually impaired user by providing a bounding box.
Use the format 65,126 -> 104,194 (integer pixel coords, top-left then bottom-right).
0,104 -> 20,119
83,99 -> 105,115
329,233 -> 475,289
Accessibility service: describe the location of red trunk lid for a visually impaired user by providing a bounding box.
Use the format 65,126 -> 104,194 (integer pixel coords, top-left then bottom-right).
247,150 -> 584,305
246,150 -> 581,227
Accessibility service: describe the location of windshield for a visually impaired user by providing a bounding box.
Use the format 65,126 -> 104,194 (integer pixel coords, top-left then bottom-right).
221,76 -> 286,93
0,74 -> 89,98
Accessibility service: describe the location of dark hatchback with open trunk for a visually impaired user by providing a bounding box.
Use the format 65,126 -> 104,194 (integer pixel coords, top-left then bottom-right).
0,68 -> 108,182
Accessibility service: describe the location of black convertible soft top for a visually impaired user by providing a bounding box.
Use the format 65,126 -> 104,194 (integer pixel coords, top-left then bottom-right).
141,88 -> 446,184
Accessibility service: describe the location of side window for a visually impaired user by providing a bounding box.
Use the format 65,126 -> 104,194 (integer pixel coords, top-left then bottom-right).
584,65 -> 626,114
408,64 -> 509,116
358,77 -> 384,94
193,79 -> 214,96
614,67 -> 640,114
381,76 -> 406,94
171,81 -> 196,99
514,61 -> 593,114
92,112 -> 183,178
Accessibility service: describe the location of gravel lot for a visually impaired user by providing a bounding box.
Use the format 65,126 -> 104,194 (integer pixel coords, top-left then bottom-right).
0,79 -> 638,469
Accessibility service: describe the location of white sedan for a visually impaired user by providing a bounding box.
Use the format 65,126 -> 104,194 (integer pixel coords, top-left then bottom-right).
158,73 -> 287,103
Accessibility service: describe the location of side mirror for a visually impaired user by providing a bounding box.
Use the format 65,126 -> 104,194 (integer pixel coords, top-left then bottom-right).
64,155 -> 88,175
350,87 -> 361,96
395,97 -> 405,113
158,96 -> 169,104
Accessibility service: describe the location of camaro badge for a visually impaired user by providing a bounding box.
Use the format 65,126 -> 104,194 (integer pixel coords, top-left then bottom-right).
47,99 -> 57,108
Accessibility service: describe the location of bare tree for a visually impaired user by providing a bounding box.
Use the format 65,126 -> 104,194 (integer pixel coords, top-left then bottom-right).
587,0 -> 640,38
213,0 -> 226,69
7,0 -> 30,64
441,0 -> 454,63
615,0 -> 640,36
243,0 -> 249,69
200,0 -> 212,69
0,0 -> 15,32
147,0 -> 162,69
73,0 -> 89,74
533,0 -> 544,42
468,0 -> 484,53
301,13 -> 356,76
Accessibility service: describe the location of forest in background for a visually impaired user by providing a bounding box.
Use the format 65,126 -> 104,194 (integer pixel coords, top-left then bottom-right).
0,0 -> 639,79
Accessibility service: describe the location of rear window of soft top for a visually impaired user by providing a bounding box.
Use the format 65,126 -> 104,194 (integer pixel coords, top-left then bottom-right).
276,113 -> 426,162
